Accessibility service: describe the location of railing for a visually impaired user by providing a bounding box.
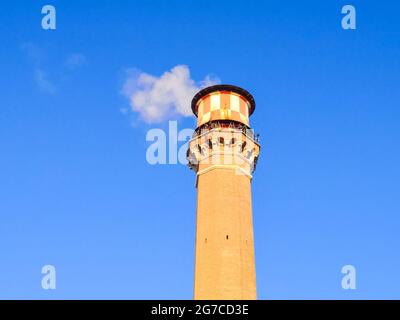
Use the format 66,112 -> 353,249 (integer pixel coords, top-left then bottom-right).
193,121 -> 260,144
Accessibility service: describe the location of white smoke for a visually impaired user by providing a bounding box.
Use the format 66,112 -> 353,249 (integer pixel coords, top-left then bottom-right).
121,65 -> 219,123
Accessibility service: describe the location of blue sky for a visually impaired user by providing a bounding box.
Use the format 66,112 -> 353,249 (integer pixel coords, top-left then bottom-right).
0,0 -> 399,299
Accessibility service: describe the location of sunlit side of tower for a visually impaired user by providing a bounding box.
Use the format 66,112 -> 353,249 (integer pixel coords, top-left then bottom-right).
187,85 -> 260,300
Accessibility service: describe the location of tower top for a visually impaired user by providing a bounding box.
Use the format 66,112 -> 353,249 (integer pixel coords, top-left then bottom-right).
191,84 -> 256,116
191,84 -> 256,128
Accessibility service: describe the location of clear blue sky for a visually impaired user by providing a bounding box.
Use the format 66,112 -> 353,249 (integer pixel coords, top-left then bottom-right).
1,0 -> 399,299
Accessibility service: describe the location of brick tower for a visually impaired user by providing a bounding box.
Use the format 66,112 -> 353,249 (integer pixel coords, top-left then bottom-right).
187,84 -> 260,300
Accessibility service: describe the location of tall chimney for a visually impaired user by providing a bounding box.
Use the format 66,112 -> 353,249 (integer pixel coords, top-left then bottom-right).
187,84 -> 260,299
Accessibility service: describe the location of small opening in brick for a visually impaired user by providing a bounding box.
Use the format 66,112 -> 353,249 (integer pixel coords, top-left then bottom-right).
241,141 -> 247,152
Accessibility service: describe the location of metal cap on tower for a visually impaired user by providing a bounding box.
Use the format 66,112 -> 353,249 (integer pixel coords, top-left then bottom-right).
191,84 -> 256,128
